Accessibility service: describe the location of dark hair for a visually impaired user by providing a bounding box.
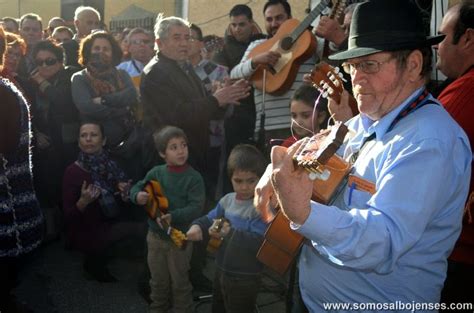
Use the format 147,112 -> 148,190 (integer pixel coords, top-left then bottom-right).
79,120 -> 105,138
19,13 -> 43,30
227,144 -> 267,179
2,17 -> 19,30
153,126 -> 188,154
453,1 -> 474,44
32,39 -> 64,63
53,26 -> 74,38
263,0 -> 291,17
230,4 -> 253,20
190,24 -> 203,41
291,85 -> 329,128
390,47 -> 432,80
78,31 -> 123,66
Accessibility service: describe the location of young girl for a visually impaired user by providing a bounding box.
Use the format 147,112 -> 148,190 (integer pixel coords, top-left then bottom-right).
130,126 -> 205,313
187,144 -> 268,313
281,85 -> 329,148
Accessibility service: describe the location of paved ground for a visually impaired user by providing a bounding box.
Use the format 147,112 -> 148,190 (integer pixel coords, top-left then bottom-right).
14,238 -> 288,313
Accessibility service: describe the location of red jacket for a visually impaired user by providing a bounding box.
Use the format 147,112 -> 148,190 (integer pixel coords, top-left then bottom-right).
438,67 -> 474,265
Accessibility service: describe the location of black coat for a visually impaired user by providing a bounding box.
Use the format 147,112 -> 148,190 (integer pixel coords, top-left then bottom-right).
141,52 -> 222,172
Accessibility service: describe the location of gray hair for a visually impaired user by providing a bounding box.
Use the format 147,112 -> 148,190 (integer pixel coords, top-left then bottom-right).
154,13 -> 189,40
74,6 -> 101,21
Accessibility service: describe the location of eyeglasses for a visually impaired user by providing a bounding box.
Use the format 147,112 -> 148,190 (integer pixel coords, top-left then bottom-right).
341,59 -> 392,75
35,57 -> 58,67
130,39 -> 152,46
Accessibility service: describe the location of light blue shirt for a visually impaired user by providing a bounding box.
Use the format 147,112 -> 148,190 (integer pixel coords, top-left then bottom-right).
117,59 -> 144,77
294,88 -> 472,312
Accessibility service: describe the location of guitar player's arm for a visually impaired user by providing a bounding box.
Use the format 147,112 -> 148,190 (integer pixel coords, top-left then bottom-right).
230,39 -> 280,80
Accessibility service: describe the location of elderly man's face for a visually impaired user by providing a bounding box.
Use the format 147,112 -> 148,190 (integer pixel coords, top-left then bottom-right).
128,32 -> 154,64
347,52 -> 411,120
157,25 -> 191,62
75,10 -> 100,38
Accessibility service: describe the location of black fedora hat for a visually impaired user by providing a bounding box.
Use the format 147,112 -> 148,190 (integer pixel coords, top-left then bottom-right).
329,0 -> 445,60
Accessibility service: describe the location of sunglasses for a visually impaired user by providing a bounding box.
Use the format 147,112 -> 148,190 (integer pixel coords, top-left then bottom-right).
35,57 -> 59,67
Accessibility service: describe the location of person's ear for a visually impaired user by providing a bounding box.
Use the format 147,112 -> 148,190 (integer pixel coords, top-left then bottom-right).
407,50 -> 423,81
102,137 -> 107,146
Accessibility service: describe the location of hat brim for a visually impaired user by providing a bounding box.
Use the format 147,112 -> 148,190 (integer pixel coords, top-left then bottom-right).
329,34 -> 446,61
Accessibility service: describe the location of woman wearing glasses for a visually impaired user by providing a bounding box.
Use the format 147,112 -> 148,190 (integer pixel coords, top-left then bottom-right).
29,39 -> 80,215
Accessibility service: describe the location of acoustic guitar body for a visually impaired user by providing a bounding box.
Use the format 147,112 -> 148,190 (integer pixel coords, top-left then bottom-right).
257,124 -> 350,275
249,19 -> 316,95
257,155 -> 350,275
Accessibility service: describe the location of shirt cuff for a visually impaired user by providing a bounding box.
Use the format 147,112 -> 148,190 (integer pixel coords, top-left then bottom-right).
293,200 -> 341,247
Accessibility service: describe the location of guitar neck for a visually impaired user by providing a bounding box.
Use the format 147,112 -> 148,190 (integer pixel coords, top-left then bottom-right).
290,0 -> 330,42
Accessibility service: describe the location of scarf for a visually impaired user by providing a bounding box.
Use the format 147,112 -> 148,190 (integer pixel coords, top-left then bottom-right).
85,53 -> 125,97
77,149 -> 127,193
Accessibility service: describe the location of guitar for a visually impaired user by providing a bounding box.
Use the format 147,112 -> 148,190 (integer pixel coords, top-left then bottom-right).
144,180 -> 187,248
206,217 -> 229,254
256,122 -> 352,275
310,61 -> 359,117
322,0 -> 348,58
249,0 -> 330,94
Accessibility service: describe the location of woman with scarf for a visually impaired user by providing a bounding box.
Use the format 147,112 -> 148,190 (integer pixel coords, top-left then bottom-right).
71,31 -> 140,179
62,121 -> 145,282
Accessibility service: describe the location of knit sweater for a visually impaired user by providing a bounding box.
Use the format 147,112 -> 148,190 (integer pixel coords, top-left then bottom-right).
438,67 -> 474,265
130,164 -> 205,238
0,77 -> 43,258
192,192 -> 268,275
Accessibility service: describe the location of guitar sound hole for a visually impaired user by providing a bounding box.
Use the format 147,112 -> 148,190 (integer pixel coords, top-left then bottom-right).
280,37 -> 294,51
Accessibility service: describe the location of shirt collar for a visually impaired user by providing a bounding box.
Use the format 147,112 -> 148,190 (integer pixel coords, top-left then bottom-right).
360,87 -> 425,140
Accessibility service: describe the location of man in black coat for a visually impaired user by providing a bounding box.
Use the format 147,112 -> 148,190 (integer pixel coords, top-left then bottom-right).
141,15 -> 249,175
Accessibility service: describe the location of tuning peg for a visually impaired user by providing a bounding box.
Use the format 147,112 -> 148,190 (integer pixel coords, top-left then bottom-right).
323,91 -> 329,98
328,87 -> 334,95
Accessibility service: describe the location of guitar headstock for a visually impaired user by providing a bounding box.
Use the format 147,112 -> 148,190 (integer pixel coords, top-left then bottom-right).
293,122 -> 348,171
210,217 -> 226,232
203,35 -> 224,54
329,0 -> 348,23
310,62 -> 346,103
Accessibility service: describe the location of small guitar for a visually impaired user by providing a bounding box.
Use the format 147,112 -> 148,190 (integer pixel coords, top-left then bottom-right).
144,180 -> 187,248
310,61 -> 359,117
206,217 -> 229,254
257,122 -> 351,275
249,0 -> 330,94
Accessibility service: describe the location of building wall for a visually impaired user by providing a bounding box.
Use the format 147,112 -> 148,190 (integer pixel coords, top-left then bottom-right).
0,0 -> 60,27
187,0 -> 311,37
104,0 -> 176,26
0,0 -> 316,36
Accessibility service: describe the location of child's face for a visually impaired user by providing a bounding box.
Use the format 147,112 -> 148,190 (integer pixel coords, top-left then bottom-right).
290,100 -> 319,138
231,170 -> 259,200
159,136 -> 188,167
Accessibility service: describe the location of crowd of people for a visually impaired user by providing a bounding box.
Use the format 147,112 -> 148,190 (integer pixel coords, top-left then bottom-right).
0,0 -> 473,312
